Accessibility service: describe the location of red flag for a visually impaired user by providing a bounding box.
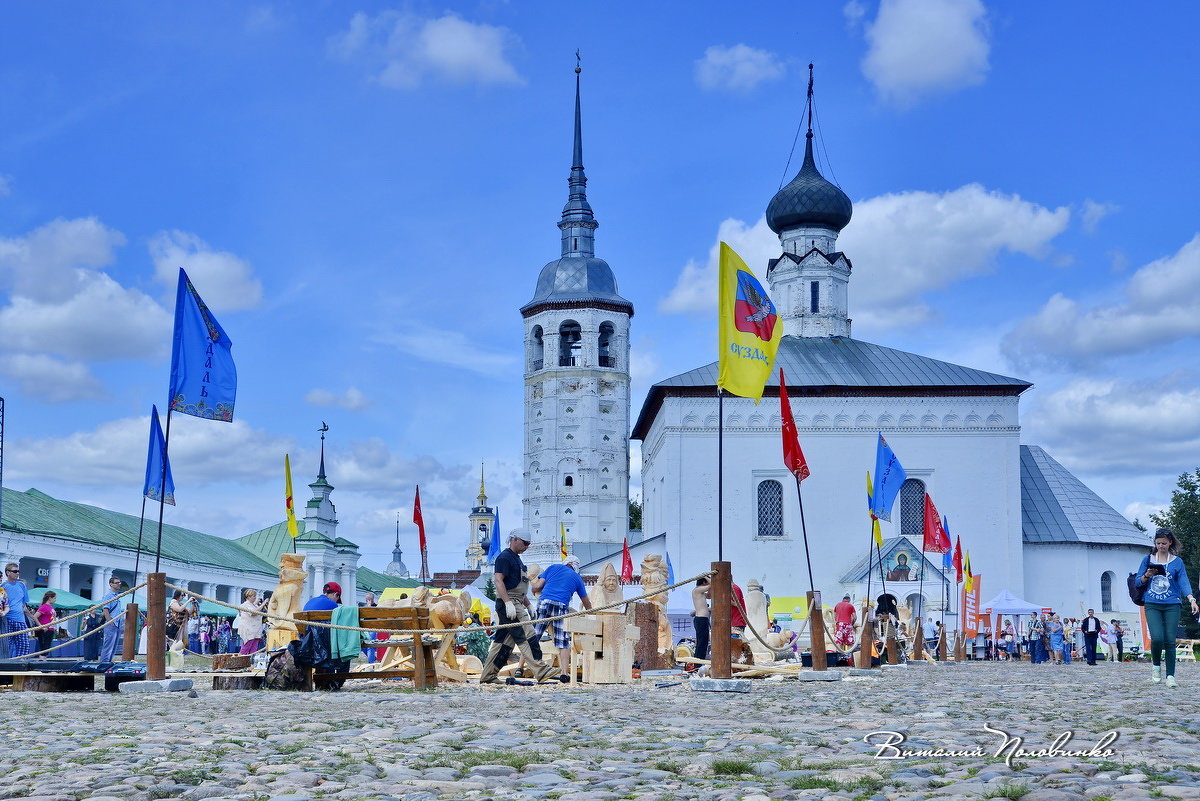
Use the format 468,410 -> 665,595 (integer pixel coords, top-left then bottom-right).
413,485 -> 427,552
952,535 -> 963,583
620,537 -> 633,582
922,494 -> 951,553
778,368 -> 810,481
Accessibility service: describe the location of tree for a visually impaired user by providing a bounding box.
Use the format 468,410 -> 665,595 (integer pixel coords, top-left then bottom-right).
628,497 -> 643,530
482,577 -> 496,601
1150,468 -> 1200,637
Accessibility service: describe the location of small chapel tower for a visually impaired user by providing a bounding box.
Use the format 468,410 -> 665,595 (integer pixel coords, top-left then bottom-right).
765,65 -> 854,338
519,60 -> 633,564
465,465 -> 494,571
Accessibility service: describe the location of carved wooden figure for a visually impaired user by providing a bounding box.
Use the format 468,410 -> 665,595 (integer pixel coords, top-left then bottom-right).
265,553 -> 307,651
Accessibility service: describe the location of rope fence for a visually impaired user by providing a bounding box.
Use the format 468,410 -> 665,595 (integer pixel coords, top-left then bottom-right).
0,582 -> 146,640
17,612 -> 126,660
163,570 -> 717,638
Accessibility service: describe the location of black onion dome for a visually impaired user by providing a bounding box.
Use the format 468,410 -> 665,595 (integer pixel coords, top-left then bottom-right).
766,135 -> 853,234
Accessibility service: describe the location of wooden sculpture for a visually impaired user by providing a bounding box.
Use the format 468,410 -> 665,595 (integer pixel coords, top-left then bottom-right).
640,554 -> 671,655
266,553 -> 308,651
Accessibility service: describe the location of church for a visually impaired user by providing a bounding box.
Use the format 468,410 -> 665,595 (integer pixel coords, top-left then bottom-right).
629,86 -> 1150,621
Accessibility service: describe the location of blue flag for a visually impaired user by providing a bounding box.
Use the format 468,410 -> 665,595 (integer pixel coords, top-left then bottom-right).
871,433 -> 907,521
143,405 -> 175,506
942,517 -> 953,568
487,507 -> 502,561
666,551 -> 675,585
168,268 -> 236,421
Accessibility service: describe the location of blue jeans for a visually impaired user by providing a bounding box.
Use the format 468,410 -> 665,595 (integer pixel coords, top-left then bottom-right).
1145,602 -> 1182,676
100,621 -> 124,662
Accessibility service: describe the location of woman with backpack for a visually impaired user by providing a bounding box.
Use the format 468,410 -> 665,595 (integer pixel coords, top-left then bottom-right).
1133,528 -> 1198,688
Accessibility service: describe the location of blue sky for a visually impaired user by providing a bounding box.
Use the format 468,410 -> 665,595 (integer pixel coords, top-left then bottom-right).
2,1 -> 1198,573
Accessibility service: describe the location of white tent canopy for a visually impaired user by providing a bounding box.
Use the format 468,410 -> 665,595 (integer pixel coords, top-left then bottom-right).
981,589 -> 1044,616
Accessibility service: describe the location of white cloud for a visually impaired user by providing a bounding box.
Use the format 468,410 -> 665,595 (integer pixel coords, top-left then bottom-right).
0,174 -> 12,197
843,0 -> 868,28
0,272 -> 170,361
0,353 -> 105,403
375,326 -> 518,377
304,387 -> 374,412
1029,375 -> 1200,476
694,44 -> 785,93
661,185 -> 1069,330
329,11 -> 523,89
328,439 -> 468,494
9,415 -> 295,488
1080,200 -> 1118,234
0,217 -> 125,302
857,0 -> 990,107
1004,234 -> 1200,368
1123,501 -> 1164,526
149,230 -> 262,312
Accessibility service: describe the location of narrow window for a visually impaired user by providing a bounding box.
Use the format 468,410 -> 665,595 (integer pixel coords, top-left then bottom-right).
757,480 -> 783,537
558,321 -> 582,366
573,237 -> 578,250
1101,572 -> 1114,612
598,322 -> 614,368
899,478 -> 926,542
564,476 -> 574,488
810,281 -> 820,314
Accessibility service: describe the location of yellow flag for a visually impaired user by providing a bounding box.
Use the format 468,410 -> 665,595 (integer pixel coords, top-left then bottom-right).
717,241 -> 783,402
284,454 -> 299,538
867,471 -> 883,547
964,551 -> 974,593
560,522 -> 569,562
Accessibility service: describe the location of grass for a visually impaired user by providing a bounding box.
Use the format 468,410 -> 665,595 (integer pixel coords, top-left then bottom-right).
711,759 -> 754,776
653,760 -> 683,774
984,782 -> 1029,799
168,768 -> 215,786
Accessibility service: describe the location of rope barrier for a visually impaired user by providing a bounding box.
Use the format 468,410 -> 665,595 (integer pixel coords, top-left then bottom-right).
163,570 -> 717,638
0,582 -> 146,640
730,591 -> 795,660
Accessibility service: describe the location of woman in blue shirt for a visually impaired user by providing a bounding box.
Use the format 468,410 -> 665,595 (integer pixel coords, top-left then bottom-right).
1135,529 -> 1199,688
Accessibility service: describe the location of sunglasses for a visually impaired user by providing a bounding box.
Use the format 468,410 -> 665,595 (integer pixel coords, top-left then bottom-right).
5,569 -> 18,574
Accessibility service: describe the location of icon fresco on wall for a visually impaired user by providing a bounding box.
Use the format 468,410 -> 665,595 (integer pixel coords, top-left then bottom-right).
885,547 -> 923,582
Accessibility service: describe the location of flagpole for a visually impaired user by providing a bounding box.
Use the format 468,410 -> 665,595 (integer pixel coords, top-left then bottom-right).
792,478 -> 815,592
133,495 -> 147,581
717,387 -> 724,562
154,408 -> 172,573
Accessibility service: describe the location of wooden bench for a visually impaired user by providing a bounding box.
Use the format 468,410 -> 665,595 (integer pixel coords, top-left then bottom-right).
294,607 -> 438,690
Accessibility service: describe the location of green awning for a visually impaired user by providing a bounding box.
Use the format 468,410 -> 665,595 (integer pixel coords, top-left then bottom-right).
28,587 -> 94,611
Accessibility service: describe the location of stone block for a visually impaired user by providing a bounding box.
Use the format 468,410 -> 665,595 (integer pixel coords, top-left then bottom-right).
795,670 -> 842,681
848,668 -> 879,677
117,678 -> 194,693
689,677 -> 752,693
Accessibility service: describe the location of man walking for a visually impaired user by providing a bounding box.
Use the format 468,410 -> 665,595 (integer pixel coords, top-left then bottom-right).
98,575 -> 125,663
531,554 -> 593,679
2,562 -> 32,659
1080,608 -> 1102,666
480,533 -> 555,684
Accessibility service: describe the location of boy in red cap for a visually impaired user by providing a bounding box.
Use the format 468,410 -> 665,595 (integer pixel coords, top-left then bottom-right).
303,582 -> 342,611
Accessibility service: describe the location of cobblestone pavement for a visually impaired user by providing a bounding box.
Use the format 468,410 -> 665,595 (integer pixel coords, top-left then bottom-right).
2,661 -> 1198,801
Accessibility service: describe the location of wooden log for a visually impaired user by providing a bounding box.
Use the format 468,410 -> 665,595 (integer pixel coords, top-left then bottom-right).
212,654 -> 253,671
146,573 -> 166,680
807,590 -> 827,671
855,615 -> 875,669
212,676 -> 264,690
912,619 -> 924,661
11,674 -> 94,692
122,603 -> 138,662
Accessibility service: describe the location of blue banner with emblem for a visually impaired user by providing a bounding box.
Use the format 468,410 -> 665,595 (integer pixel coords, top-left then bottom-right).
168,268 -> 236,421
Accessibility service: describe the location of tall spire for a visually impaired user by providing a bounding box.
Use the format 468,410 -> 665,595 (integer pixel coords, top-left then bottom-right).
559,51 -> 597,258
477,462 -> 488,507
317,422 -> 329,480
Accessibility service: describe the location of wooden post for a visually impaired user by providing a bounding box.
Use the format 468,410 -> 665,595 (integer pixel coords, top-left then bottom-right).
855,604 -> 875,669
710,561 -> 732,679
807,590 -> 827,671
937,627 -> 947,661
146,573 -> 166,680
121,603 -> 138,662
885,619 -> 899,665
912,618 -> 924,661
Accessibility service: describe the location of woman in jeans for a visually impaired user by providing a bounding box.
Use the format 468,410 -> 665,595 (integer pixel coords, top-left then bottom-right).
34,591 -> 58,658
1135,528 -> 1198,688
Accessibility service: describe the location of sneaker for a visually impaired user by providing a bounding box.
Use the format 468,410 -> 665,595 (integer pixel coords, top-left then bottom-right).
1166,675 -> 1178,688
1152,665 -> 1163,683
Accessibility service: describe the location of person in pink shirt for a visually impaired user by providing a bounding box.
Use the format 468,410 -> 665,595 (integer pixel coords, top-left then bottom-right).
833,595 -> 857,649
34,591 -> 58,659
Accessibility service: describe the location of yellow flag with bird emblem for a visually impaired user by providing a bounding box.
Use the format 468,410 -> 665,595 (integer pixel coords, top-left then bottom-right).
717,242 -> 783,402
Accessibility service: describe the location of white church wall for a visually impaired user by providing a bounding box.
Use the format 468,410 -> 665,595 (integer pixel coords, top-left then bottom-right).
643,392 -> 1024,604
1022,542 -> 1149,622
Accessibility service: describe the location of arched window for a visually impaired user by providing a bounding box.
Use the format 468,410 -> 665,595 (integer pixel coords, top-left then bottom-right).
598,322 -> 615,367
529,325 -> 544,371
1101,571 -> 1115,612
564,475 -> 574,488
558,321 -> 582,366
898,479 -> 926,542
757,480 -> 783,538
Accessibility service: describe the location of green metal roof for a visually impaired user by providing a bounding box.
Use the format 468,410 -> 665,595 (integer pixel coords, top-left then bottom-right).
2,487 -> 278,577
356,566 -> 423,594
334,537 -> 358,549
234,520 -> 296,567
